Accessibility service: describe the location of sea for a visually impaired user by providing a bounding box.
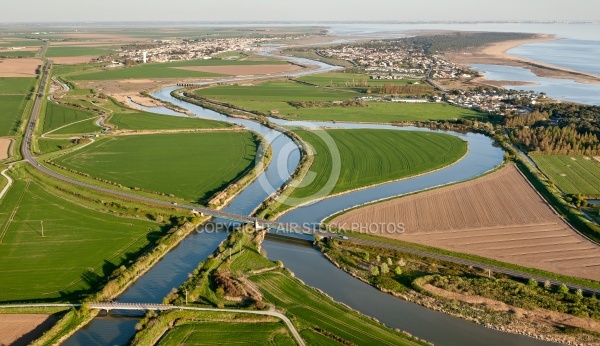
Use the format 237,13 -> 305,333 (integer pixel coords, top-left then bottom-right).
326,23 -> 600,105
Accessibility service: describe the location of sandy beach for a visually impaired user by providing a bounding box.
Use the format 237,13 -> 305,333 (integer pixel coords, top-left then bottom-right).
445,34 -> 600,84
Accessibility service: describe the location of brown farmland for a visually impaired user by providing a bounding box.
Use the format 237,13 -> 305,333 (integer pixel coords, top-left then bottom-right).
0,58 -> 42,77
172,64 -> 302,76
331,165 -> 600,281
0,138 -> 11,160
0,314 -> 58,346
49,56 -> 96,65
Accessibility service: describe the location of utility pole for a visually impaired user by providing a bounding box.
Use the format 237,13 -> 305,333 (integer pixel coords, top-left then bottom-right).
229,248 -> 232,260
185,289 -> 188,305
41,220 -> 44,237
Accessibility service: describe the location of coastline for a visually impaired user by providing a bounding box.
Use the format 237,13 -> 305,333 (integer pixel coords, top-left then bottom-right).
445,34 -> 600,85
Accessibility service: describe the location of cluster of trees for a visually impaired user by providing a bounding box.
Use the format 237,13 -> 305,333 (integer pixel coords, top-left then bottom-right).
504,110 -> 549,127
510,125 -> 600,155
534,103 -> 600,136
430,275 -> 600,319
353,32 -> 535,54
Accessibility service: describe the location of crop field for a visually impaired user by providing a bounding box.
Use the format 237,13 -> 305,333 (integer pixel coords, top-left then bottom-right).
252,272 -> 420,346
0,175 -> 159,302
157,322 -> 295,346
43,102 -> 96,133
52,132 -> 258,203
196,81 -> 482,122
286,129 -> 467,200
331,164 -> 600,282
0,95 -> 29,136
108,111 -> 230,131
0,314 -> 58,346
532,155 -> 600,196
45,46 -> 117,58
196,81 -> 358,101
0,51 -> 36,58
0,77 -> 35,94
0,40 -> 43,48
66,59 -> 288,80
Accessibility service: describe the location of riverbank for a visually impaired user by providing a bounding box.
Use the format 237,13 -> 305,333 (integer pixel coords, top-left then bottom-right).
445,34 -> 600,85
318,239 -> 600,345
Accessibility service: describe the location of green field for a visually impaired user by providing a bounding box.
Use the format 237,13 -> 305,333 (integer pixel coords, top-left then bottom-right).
0,171 -> 159,302
196,81 -> 482,122
108,111 -> 230,130
0,51 -> 37,58
52,132 -> 258,203
0,95 -> 29,136
284,129 -> 467,202
532,155 -> 600,196
253,271 -> 420,346
0,40 -> 43,48
38,138 -> 77,154
157,322 -> 295,346
66,59 -> 288,80
0,77 -> 36,94
46,46 -> 117,58
43,102 -> 96,133
298,72 -> 423,88
196,81 -> 358,101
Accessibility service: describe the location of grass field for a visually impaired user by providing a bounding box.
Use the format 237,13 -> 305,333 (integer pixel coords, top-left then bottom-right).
195,81 -> 482,122
0,170 -> 159,302
52,132 -> 258,203
157,322 -> 295,346
298,72 -> 424,88
253,271 -> 420,346
196,81 -> 358,101
0,51 -> 37,58
38,138 -> 77,154
286,129 -> 467,201
0,95 -> 29,136
0,40 -> 43,48
532,155 -> 600,196
66,59 -> 288,80
0,77 -> 35,94
108,111 -> 231,130
45,47 -> 117,58
43,102 -> 96,133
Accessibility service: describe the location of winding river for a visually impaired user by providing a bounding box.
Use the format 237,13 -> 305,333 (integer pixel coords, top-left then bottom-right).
64,53 -> 556,346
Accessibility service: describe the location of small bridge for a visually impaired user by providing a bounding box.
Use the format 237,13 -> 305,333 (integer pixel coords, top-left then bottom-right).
89,302 -> 173,312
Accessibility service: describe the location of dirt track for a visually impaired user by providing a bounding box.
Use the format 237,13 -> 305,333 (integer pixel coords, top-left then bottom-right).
331,165 -> 600,281
0,314 -> 56,345
0,58 -> 42,77
173,64 -> 302,76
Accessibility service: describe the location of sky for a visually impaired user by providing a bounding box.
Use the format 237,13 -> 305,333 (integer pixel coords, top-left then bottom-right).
1,0 -> 598,22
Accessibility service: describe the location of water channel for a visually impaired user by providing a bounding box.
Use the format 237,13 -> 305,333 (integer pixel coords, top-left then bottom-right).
64,53 -> 556,346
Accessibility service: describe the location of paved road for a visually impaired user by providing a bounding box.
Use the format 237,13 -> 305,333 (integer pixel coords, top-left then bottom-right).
0,302 -> 305,346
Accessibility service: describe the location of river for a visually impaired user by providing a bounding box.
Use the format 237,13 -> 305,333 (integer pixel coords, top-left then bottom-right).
64,49 -> 556,346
